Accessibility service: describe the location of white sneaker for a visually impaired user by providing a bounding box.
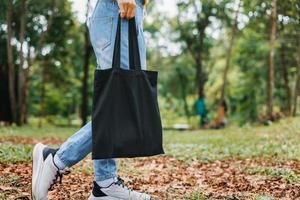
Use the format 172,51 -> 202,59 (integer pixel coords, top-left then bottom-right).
31,143 -> 69,200
88,178 -> 151,200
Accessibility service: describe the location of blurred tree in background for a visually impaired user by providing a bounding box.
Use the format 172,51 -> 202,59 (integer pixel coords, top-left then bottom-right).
0,0 -> 299,128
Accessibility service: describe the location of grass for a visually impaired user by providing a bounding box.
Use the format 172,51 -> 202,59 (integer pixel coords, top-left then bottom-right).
164,117 -> 300,163
183,193 -> 211,200
0,175 -> 23,200
0,123 -> 78,139
0,174 -> 21,185
0,144 -> 32,164
0,117 -> 299,199
183,192 -> 278,200
253,196 -> 275,200
245,166 -> 300,183
0,117 -> 299,164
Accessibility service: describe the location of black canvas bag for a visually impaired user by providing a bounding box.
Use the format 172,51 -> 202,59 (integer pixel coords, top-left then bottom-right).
92,16 -> 164,159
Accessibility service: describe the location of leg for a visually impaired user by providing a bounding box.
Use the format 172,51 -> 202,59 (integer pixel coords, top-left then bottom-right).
87,0 -> 146,183
32,122 -> 116,200
32,0 -> 150,199
55,122 -> 117,181
87,0 -> 150,199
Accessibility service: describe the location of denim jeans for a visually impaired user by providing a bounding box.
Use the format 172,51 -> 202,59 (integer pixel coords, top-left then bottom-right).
56,0 -> 146,181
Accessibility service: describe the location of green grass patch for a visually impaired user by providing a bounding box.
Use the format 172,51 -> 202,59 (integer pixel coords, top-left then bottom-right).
0,174 -> 21,186
0,123 -> 78,140
182,192 -> 210,200
254,195 -> 275,200
0,144 -> 32,164
245,166 -> 300,183
163,117 -> 300,162
0,117 -> 299,164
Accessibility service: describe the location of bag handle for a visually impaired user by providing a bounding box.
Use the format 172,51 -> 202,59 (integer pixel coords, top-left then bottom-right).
112,16 -> 141,70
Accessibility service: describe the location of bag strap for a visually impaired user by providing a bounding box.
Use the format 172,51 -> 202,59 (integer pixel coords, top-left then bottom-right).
112,16 -> 142,70
128,17 -> 141,70
112,17 -> 121,69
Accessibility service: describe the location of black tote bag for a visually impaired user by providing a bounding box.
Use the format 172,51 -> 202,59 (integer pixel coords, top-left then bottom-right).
92,16 -> 164,159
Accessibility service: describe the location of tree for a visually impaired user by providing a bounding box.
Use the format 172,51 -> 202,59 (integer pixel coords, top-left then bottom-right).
267,0 -> 276,119
38,0 -> 58,127
6,0 -> 17,124
293,42 -> 300,116
219,0 -> 241,105
279,20 -> 291,115
176,0 -> 231,100
81,0 -> 92,127
276,0 -> 300,116
17,0 -> 27,125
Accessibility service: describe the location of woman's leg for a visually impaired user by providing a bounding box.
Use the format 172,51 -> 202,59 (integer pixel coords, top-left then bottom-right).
55,0 -> 147,183
32,123 -> 116,199
32,0 -> 148,199
88,0 -> 146,183
54,122 -> 117,181
87,0 -> 151,199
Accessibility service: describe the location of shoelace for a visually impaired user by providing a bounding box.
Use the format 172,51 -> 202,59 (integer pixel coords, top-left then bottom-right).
115,177 -> 133,191
49,169 -> 70,191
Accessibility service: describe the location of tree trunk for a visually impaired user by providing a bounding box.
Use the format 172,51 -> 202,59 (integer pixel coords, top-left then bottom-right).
17,0 -> 27,125
196,59 -> 205,99
38,59 -> 48,127
279,35 -> 291,115
81,1 -> 92,127
37,0 -> 57,127
23,68 -> 30,124
177,68 -> 190,123
6,0 -> 17,124
176,4 -> 208,100
219,0 -> 241,105
267,0 -> 277,119
292,42 -> 300,116
196,29 -> 205,99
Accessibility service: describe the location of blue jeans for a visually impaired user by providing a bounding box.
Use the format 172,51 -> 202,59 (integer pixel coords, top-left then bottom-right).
56,0 -> 146,181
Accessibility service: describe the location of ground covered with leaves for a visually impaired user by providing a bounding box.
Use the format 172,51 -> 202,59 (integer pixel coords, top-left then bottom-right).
0,118 -> 300,199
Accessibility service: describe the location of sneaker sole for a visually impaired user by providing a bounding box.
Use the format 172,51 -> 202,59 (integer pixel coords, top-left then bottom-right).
32,143 -> 47,200
88,193 -> 152,200
88,194 -> 121,200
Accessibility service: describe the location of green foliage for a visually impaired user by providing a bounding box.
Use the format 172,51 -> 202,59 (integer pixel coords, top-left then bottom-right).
160,0 -> 299,124
228,28 -> 269,123
0,0 -> 299,125
0,144 -> 32,164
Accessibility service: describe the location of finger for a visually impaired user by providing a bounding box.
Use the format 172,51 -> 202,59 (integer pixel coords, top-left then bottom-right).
130,8 -> 136,19
126,4 -> 136,19
123,4 -> 130,18
119,4 -> 126,18
125,2 -> 135,19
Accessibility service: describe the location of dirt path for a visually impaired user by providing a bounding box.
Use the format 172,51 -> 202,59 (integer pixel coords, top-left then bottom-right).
1,156 -> 300,199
